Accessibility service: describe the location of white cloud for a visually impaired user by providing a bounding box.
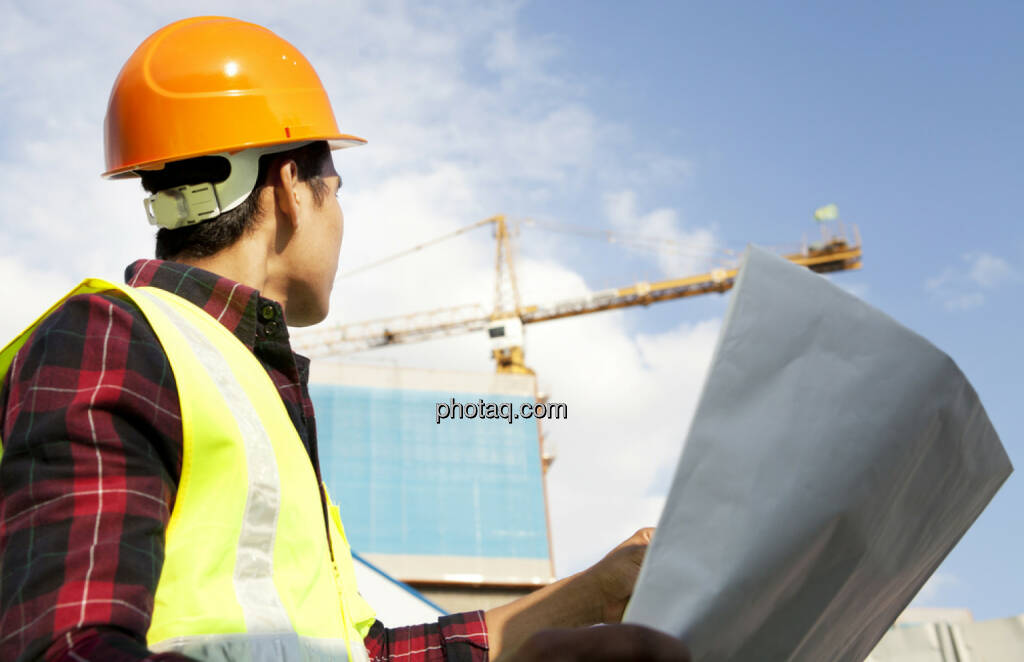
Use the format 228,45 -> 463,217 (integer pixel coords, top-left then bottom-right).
0,257 -> 78,341
604,190 -> 719,278
911,571 -> 959,606
485,26 -> 562,82
925,251 -> 1018,311
531,314 -> 721,573
966,252 -> 1015,288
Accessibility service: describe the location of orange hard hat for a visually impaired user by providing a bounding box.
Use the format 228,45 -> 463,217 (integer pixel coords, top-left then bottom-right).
103,16 -> 364,178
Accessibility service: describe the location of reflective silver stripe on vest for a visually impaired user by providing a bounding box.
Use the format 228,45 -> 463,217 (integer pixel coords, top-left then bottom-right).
141,291 -> 295,634
150,632 -> 360,662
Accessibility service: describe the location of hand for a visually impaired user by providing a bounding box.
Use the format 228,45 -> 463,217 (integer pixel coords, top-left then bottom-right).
483,527 -> 658,658
588,528 -> 654,623
497,624 -> 690,662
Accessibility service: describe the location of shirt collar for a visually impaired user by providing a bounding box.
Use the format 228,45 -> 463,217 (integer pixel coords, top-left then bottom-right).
124,259 -> 273,350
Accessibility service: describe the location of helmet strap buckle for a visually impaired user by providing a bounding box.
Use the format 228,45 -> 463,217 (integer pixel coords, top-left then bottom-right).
145,183 -> 222,229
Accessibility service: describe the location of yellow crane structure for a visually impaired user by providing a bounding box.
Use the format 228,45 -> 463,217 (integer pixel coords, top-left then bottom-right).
294,215 -> 863,375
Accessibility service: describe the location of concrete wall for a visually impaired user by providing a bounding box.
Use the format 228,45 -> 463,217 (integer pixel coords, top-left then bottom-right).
868,615 -> 1024,661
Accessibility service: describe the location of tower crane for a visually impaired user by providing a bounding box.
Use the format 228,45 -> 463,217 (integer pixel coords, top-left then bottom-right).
293,215 -> 863,375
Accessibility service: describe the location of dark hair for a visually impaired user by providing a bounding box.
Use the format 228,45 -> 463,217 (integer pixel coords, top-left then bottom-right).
141,141 -> 331,260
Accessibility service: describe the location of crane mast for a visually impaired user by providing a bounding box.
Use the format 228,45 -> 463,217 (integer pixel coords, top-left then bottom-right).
490,215 -> 529,373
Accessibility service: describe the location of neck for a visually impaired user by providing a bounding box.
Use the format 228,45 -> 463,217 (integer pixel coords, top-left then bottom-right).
176,233 -> 290,311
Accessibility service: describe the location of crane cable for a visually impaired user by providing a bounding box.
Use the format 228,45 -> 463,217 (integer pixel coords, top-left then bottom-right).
338,214 -> 767,280
339,216 -> 497,279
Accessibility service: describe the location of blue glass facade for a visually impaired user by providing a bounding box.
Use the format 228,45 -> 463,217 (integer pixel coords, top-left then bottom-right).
310,384 -> 550,561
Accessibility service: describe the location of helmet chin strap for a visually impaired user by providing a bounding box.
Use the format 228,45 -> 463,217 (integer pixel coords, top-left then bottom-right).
143,142 -> 314,230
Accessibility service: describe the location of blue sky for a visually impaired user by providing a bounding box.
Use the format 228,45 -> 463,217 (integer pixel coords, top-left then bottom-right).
0,0 -> 1020,622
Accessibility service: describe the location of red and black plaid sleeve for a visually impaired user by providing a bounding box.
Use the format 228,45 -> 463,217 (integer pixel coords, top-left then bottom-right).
0,290 -> 190,662
0,260 -> 490,662
364,611 -> 490,662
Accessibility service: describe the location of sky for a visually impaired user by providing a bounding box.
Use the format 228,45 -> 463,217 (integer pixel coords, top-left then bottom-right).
1,0 -> 1021,621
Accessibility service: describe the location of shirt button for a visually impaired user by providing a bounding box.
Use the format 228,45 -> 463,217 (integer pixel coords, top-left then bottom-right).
260,304 -> 277,320
265,320 -> 281,337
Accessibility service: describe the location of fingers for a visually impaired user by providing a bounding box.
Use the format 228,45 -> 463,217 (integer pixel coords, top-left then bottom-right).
634,527 -> 655,543
608,527 -> 655,560
619,528 -> 655,564
622,528 -> 655,547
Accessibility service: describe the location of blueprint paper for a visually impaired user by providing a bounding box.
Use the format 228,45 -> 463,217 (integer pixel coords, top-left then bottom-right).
623,246 -> 1012,662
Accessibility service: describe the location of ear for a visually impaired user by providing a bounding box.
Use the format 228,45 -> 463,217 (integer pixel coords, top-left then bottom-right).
273,157 -> 303,230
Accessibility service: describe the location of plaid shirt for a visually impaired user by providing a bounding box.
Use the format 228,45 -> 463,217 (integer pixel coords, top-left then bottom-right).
0,259 -> 489,662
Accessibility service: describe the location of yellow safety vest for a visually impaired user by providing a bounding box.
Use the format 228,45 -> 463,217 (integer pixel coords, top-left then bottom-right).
0,280 -> 376,661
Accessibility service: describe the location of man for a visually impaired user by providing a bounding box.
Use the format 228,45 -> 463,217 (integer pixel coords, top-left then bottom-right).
0,17 -> 689,662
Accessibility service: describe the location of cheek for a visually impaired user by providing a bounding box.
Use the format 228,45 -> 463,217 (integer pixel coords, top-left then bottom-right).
333,207 -> 344,253
324,208 -> 344,275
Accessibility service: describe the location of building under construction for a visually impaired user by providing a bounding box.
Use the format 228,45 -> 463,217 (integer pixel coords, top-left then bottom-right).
309,361 -> 553,611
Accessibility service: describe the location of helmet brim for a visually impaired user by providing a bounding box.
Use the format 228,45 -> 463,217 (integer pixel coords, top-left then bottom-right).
104,134 -> 367,179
